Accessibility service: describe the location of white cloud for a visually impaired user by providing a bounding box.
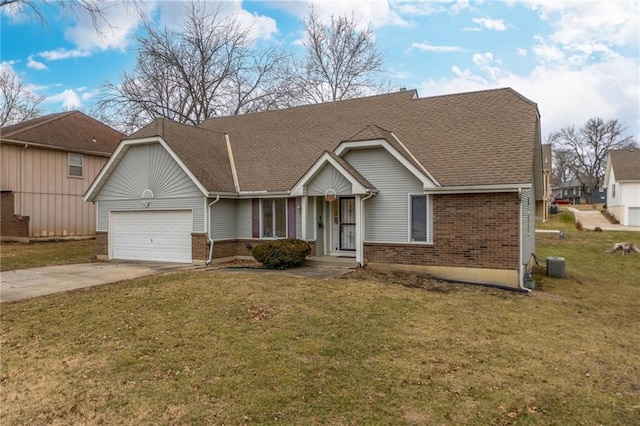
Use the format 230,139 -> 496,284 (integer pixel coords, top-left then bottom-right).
38,49 -> 91,61
532,36 -> 565,62
411,42 -> 463,52
517,48 -> 528,56
419,57 -> 640,137
461,26 -> 482,32
45,89 -> 82,111
64,2 -> 150,51
271,0 -> 410,28
388,67 -> 412,79
27,55 -> 47,70
395,0 -> 471,16
156,1 -> 278,43
471,17 -> 507,31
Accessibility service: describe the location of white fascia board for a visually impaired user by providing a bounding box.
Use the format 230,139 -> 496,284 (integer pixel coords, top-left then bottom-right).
290,152 -> 369,196
603,154 -> 613,186
232,191 -> 291,199
84,137 -> 209,202
334,139 -> 438,189
425,183 -> 532,194
2,138 -> 112,157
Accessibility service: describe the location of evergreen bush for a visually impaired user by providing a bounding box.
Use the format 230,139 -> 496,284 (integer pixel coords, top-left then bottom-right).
252,239 -> 311,269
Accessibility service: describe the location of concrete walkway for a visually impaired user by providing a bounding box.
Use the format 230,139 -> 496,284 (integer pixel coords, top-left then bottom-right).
0,262 -> 182,303
567,207 -> 640,231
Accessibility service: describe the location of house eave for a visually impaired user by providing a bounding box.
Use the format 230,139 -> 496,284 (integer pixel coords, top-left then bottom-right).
425,183 -> 532,194
1,138 -> 113,157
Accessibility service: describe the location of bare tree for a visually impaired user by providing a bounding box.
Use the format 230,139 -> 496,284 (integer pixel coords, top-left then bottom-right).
291,6 -> 386,103
0,0 -> 135,34
0,65 -> 44,127
94,2 -> 291,131
550,118 -> 638,202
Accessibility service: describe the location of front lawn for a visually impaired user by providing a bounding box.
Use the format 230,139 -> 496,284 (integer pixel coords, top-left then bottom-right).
0,239 -> 95,272
1,218 -> 639,424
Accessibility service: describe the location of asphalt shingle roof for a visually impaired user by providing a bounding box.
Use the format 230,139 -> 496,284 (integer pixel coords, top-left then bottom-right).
1,111 -> 123,156
196,87 -> 539,192
609,149 -> 640,181
128,118 -> 236,192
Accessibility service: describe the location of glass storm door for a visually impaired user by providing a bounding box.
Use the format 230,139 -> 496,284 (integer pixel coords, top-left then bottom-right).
339,197 -> 356,251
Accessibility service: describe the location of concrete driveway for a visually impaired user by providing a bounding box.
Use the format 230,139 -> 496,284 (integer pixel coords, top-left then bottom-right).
1,262 -> 182,303
567,207 -> 640,231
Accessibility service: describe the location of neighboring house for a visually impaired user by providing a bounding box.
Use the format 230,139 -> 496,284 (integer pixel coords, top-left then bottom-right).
1,112 -> 123,239
553,179 -> 606,205
85,88 -> 544,291
604,149 -> 640,226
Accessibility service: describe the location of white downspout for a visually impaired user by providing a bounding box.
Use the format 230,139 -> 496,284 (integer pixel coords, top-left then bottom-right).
518,187 -> 531,293
205,195 -> 221,265
358,192 -> 375,267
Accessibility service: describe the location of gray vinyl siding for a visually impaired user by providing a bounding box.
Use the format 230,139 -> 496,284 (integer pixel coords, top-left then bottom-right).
211,199 -> 237,240
520,188 -> 535,265
344,148 -> 423,243
96,143 -> 202,200
307,164 -> 352,196
95,143 -> 205,232
96,197 -> 204,232
236,199 -> 253,238
306,197 -> 315,240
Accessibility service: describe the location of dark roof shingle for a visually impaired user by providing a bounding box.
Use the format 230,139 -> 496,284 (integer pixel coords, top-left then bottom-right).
1,111 -> 123,155
197,88 -> 539,192
609,149 -> 640,181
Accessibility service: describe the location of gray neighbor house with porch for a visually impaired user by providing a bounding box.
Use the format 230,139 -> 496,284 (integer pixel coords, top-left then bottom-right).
84,88 -> 544,291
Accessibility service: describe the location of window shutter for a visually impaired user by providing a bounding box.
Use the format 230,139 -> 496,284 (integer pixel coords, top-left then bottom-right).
287,198 -> 296,239
252,198 -> 260,238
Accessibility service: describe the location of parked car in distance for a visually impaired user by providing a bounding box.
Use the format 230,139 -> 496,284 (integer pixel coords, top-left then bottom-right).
551,197 -> 572,205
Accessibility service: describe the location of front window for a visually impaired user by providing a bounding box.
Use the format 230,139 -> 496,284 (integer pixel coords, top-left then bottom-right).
262,198 -> 286,238
410,195 -> 429,243
68,153 -> 83,177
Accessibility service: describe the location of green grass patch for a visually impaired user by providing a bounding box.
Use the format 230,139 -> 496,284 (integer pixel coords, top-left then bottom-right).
0,240 -> 95,271
1,222 -> 639,424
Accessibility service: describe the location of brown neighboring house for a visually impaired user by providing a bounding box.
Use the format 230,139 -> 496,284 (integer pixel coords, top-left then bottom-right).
85,88 -> 544,291
1,111 -> 123,239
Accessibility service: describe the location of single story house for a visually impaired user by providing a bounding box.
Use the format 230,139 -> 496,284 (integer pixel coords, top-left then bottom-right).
1,111 -> 123,239
604,148 -> 640,226
84,88 -> 544,291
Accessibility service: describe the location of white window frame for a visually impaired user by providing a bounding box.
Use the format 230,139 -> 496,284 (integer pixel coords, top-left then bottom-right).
408,194 -> 432,244
68,153 -> 83,178
261,198 -> 287,239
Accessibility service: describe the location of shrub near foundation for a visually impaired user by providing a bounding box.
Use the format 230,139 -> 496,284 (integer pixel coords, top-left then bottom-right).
252,239 -> 311,269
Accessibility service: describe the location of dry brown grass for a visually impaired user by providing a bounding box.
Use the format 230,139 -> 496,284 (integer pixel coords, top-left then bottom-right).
0,240 -> 95,271
1,218 -> 639,425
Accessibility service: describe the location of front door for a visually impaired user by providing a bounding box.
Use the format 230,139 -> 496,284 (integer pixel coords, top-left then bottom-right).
339,197 -> 356,251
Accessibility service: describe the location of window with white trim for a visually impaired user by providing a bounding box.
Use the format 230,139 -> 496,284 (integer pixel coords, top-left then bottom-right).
262,198 -> 286,238
410,194 -> 431,243
68,153 -> 83,177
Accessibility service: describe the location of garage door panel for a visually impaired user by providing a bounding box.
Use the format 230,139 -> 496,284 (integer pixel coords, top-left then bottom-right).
112,211 -> 192,263
629,207 -> 640,227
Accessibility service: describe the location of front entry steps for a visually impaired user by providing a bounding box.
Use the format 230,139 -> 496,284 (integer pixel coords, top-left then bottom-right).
304,256 -> 360,269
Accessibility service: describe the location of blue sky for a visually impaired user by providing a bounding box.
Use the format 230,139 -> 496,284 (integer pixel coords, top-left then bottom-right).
1,0 -> 638,138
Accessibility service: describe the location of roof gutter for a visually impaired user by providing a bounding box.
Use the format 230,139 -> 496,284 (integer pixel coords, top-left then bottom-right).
1,138 -> 113,157
426,183 -> 532,194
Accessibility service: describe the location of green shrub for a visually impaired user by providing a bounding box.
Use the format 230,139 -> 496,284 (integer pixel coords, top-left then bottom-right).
252,239 -> 311,269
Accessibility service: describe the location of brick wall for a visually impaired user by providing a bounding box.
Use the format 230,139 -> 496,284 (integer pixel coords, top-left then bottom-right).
96,232 -> 108,256
210,239 -> 316,260
0,191 -> 29,238
364,192 -> 520,270
191,233 -> 208,261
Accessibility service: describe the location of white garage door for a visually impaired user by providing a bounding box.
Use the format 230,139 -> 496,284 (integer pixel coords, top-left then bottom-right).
111,210 -> 192,263
629,207 -> 640,227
